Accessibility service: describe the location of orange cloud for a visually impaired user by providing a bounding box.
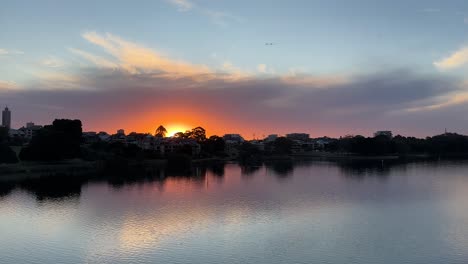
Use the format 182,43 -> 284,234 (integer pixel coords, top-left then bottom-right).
0,80 -> 19,91
434,46 -> 468,70
81,31 -> 213,78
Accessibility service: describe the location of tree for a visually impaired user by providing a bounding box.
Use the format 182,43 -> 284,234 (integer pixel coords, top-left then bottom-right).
173,132 -> 187,139
0,144 -> 18,164
155,125 -> 167,138
190,127 -> 206,142
0,127 -> 8,143
19,119 -> 83,161
202,135 -> 225,155
273,137 -> 293,154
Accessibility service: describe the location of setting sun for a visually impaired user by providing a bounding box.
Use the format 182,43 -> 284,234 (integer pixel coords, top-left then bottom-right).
165,124 -> 191,137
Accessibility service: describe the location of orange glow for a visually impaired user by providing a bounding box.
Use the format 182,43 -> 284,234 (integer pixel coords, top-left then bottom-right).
165,123 -> 191,137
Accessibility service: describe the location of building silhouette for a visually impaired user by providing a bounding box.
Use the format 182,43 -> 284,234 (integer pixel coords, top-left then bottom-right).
2,106 -> 11,129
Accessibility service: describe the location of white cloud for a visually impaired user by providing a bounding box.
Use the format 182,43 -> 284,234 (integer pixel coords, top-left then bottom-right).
434,46 -> 468,70
41,56 -> 65,68
257,64 -> 267,73
0,49 -> 24,55
0,80 -> 18,90
168,0 -> 193,11
69,48 -> 119,69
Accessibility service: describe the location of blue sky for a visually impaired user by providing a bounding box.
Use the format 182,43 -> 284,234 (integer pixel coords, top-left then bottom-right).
1,0 -> 468,137
2,0 -> 468,78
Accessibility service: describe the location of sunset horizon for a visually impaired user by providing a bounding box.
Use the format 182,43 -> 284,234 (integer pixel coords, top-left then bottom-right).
2,1 -> 468,138
4,1 -> 468,264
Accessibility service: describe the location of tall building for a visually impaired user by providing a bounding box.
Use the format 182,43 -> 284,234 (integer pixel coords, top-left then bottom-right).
2,106 -> 11,129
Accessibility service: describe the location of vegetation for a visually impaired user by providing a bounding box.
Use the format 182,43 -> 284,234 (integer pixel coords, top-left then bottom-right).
155,125 -> 167,138
19,119 -> 83,161
0,144 -> 18,164
173,126 -> 207,141
325,133 -> 468,157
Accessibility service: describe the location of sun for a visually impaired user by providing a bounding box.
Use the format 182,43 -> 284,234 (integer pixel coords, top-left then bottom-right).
165,124 -> 190,137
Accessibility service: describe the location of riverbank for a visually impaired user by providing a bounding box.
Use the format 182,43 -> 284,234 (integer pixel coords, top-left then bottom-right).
1,153 -> 464,182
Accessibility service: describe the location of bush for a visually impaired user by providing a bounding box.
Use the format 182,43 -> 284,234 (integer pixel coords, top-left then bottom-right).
0,144 -> 19,164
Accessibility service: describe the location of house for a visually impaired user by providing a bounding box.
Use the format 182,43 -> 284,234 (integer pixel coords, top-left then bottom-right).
83,132 -> 99,144
374,131 -> 393,138
264,134 -> 278,143
223,134 -> 245,144
18,122 -> 43,140
286,133 -> 310,142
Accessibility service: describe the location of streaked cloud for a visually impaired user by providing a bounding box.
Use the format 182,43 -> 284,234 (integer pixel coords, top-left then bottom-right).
434,46 -> 468,70
69,48 -> 119,69
81,31 -> 213,78
168,0 -> 193,12
0,49 -> 24,55
41,56 -> 65,68
404,91 -> 468,112
403,81 -> 468,112
0,80 -> 18,91
33,71 -> 85,90
14,66 -> 465,137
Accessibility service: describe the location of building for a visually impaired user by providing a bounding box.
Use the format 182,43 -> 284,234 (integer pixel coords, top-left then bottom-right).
82,132 -> 99,144
8,128 -> 25,138
2,107 -> 11,129
264,134 -> 278,143
286,133 -> 310,142
223,134 -> 245,144
374,131 -> 393,138
19,122 -> 43,139
97,131 -> 111,142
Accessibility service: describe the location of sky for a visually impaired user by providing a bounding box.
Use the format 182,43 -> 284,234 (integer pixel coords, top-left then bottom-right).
1,0 -> 468,138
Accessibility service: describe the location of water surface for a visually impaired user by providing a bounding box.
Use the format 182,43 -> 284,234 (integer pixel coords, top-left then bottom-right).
1,160 -> 468,264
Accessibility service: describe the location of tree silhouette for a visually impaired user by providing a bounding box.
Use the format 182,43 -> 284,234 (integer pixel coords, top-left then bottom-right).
173,132 -> 187,138
190,127 -> 206,142
0,127 -> 8,143
155,125 -> 167,138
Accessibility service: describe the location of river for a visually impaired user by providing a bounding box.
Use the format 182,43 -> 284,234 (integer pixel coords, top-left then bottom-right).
1,159 -> 468,264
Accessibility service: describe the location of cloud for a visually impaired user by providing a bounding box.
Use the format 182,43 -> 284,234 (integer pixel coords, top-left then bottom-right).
81,31 -> 213,78
0,49 -> 24,55
168,0 -> 193,11
402,81 -> 468,112
8,31 -> 468,136
257,64 -> 267,73
434,46 -> 468,70
41,56 -> 65,68
32,71 -> 86,90
14,65 -> 467,137
0,80 -> 18,91
69,48 -> 119,69
403,91 -> 468,112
